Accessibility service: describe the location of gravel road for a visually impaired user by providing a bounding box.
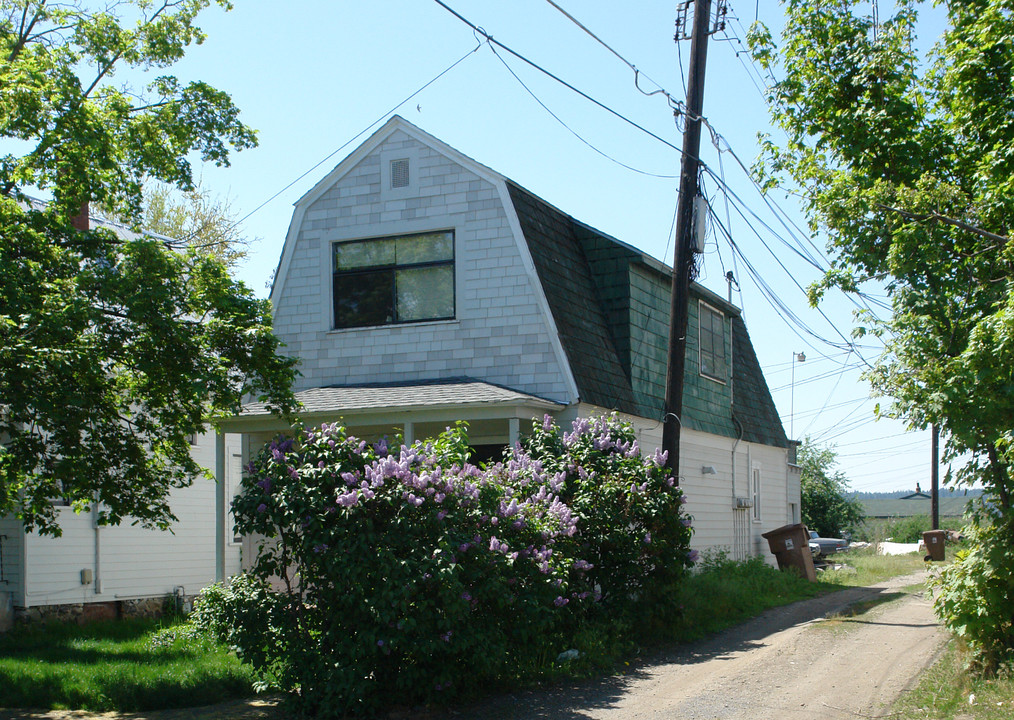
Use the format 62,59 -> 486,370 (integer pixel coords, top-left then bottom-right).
2,569 -> 946,720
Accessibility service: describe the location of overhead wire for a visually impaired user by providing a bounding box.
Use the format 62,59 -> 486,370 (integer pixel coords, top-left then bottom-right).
235,42 -> 482,228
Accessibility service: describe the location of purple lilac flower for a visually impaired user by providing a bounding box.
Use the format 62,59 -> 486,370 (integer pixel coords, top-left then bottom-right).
256,478 -> 272,492
681,516 -> 692,527
441,630 -> 452,642
377,639 -> 385,647
687,549 -> 700,564
256,503 -> 267,513
553,596 -> 569,607
271,447 -> 283,462
643,532 -> 652,544
573,559 -> 594,571
460,591 -> 472,602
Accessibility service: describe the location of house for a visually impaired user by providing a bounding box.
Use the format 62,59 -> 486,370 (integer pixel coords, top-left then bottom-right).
216,116 -> 798,572
0,210 -> 246,630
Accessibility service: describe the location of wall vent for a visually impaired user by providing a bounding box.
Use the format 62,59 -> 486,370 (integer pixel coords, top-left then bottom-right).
391,158 -> 410,189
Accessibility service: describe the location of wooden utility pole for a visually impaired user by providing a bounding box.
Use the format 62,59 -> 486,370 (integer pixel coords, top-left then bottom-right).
931,424 -> 940,530
663,0 -> 715,481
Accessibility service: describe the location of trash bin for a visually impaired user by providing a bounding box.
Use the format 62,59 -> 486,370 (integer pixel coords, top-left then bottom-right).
762,523 -> 817,582
922,530 -> 946,561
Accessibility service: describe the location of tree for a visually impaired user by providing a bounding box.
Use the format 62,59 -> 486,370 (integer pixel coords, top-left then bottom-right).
0,0 -> 297,535
749,0 -> 1014,670
141,182 -> 250,268
747,0 -> 1014,510
798,439 -> 864,537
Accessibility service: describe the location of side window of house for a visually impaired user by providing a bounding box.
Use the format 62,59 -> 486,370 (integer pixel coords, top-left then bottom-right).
699,303 -> 727,381
752,467 -> 762,521
333,231 -> 455,329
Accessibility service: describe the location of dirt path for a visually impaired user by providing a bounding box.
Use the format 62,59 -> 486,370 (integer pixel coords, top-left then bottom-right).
445,569 -> 946,720
2,570 -> 946,720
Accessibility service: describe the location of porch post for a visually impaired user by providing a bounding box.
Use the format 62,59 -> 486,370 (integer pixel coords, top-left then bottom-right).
215,431 -> 226,582
509,417 -> 520,448
403,421 -> 415,447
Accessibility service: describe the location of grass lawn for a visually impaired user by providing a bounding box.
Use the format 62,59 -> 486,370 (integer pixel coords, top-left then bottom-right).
893,641 -> 1014,720
0,618 -> 256,712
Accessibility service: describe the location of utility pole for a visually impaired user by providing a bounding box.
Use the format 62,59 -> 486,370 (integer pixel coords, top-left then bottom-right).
931,424 -> 940,530
663,0 -> 717,481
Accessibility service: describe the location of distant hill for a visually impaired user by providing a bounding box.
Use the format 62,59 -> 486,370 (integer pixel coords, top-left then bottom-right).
858,491 -> 983,519
855,488 -> 983,500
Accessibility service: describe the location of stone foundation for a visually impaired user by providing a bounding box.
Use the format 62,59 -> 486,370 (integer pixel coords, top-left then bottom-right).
10,593 -> 196,628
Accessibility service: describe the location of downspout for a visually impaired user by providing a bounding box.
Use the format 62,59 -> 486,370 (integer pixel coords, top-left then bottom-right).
92,495 -> 102,595
731,413 -> 744,502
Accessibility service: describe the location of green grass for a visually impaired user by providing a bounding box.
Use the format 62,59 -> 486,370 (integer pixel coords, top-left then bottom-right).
818,545 -> 931,586
893,641 -> 1014,720
0,618 -> 257,712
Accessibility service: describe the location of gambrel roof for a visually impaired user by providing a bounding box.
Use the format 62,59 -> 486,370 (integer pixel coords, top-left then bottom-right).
263,116 -> 787,449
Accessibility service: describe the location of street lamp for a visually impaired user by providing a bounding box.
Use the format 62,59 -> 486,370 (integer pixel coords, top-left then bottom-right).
790,351 -> 806,440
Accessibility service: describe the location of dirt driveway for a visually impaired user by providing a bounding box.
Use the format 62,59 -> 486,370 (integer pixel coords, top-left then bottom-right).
2,569 -> 945,720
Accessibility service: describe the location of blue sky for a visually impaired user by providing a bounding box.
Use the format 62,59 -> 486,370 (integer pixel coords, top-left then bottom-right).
156,0 -> 953,493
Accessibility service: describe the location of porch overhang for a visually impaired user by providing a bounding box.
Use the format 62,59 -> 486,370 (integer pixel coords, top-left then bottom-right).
218,377 -> 566,434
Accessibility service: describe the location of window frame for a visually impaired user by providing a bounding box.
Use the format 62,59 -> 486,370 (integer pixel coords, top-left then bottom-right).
698,301 -> 728,383
331,230 -> 456,330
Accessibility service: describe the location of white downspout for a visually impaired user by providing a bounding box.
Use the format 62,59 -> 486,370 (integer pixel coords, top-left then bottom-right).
215,432 -> 226,582
93,495 -> 102,595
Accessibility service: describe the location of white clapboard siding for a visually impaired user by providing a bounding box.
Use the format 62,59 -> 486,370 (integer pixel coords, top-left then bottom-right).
20,432 -> 241,607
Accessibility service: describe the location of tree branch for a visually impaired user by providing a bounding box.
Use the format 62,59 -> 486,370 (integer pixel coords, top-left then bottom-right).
875,203 -> 1011,245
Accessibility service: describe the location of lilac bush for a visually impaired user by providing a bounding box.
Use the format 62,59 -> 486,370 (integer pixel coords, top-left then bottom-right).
222,415 -> 694,716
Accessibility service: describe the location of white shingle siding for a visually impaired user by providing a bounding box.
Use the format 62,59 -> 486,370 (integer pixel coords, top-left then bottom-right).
272,133 -> 571,402
16,432 -> 242,608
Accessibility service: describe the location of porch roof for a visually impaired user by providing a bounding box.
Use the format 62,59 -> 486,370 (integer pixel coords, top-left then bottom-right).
220,377 -> 566,433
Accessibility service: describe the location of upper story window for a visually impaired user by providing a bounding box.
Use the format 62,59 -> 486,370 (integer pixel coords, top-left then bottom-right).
332,231 -> 455,329
699,302 -> 728,382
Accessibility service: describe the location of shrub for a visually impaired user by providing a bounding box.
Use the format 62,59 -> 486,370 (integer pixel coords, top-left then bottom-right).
932,509 -> 1014,674
224,415 -> 693,716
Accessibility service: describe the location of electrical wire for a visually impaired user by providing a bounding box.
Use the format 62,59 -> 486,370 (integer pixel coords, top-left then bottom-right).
489,46 -> 678,179
235,43 -> 481,227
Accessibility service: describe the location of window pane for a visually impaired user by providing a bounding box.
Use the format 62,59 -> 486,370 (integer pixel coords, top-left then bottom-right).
396,232 -> 453,265
396,265 -> 454,321
334,269 -> 394,328
335,239 -> 396,270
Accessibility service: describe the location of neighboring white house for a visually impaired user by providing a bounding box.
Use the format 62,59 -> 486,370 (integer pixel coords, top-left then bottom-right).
0,211 -> 247,628
217,116 -> 800,571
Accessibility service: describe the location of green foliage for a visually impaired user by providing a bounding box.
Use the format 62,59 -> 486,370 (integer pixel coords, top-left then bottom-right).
142,181 -> 250,267
0,618 -> 255,711
0,0 -> 256,219
223,416 -> 693,717
798,439 -> 864,537
0,1 -> 297,534
672,552 -> 825,642
749,0 -> 1014,669
932,512 -> 1014,675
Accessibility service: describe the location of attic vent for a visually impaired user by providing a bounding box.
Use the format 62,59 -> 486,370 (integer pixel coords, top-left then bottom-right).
390,158 -> 410,189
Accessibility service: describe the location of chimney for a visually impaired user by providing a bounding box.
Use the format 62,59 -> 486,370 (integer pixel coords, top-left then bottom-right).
70,201 -> 89,231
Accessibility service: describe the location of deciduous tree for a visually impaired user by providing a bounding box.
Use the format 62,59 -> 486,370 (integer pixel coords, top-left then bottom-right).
0,0 -> 297,535
798,439 -> 864,537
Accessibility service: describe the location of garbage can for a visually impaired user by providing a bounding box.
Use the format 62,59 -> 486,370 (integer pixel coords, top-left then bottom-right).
922,530 -> 946,561
762,523 -> 817,582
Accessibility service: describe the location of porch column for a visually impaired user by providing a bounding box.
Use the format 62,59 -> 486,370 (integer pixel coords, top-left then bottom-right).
215,431 -> 226,582
403,421 -> 414,447
509,417 -> 520,448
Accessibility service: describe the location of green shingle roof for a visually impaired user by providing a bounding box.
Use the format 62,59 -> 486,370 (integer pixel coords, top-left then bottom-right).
506,181 -> 787,449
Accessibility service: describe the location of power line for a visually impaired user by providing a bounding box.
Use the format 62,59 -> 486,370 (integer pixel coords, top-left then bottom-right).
236,43 -> 481,227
